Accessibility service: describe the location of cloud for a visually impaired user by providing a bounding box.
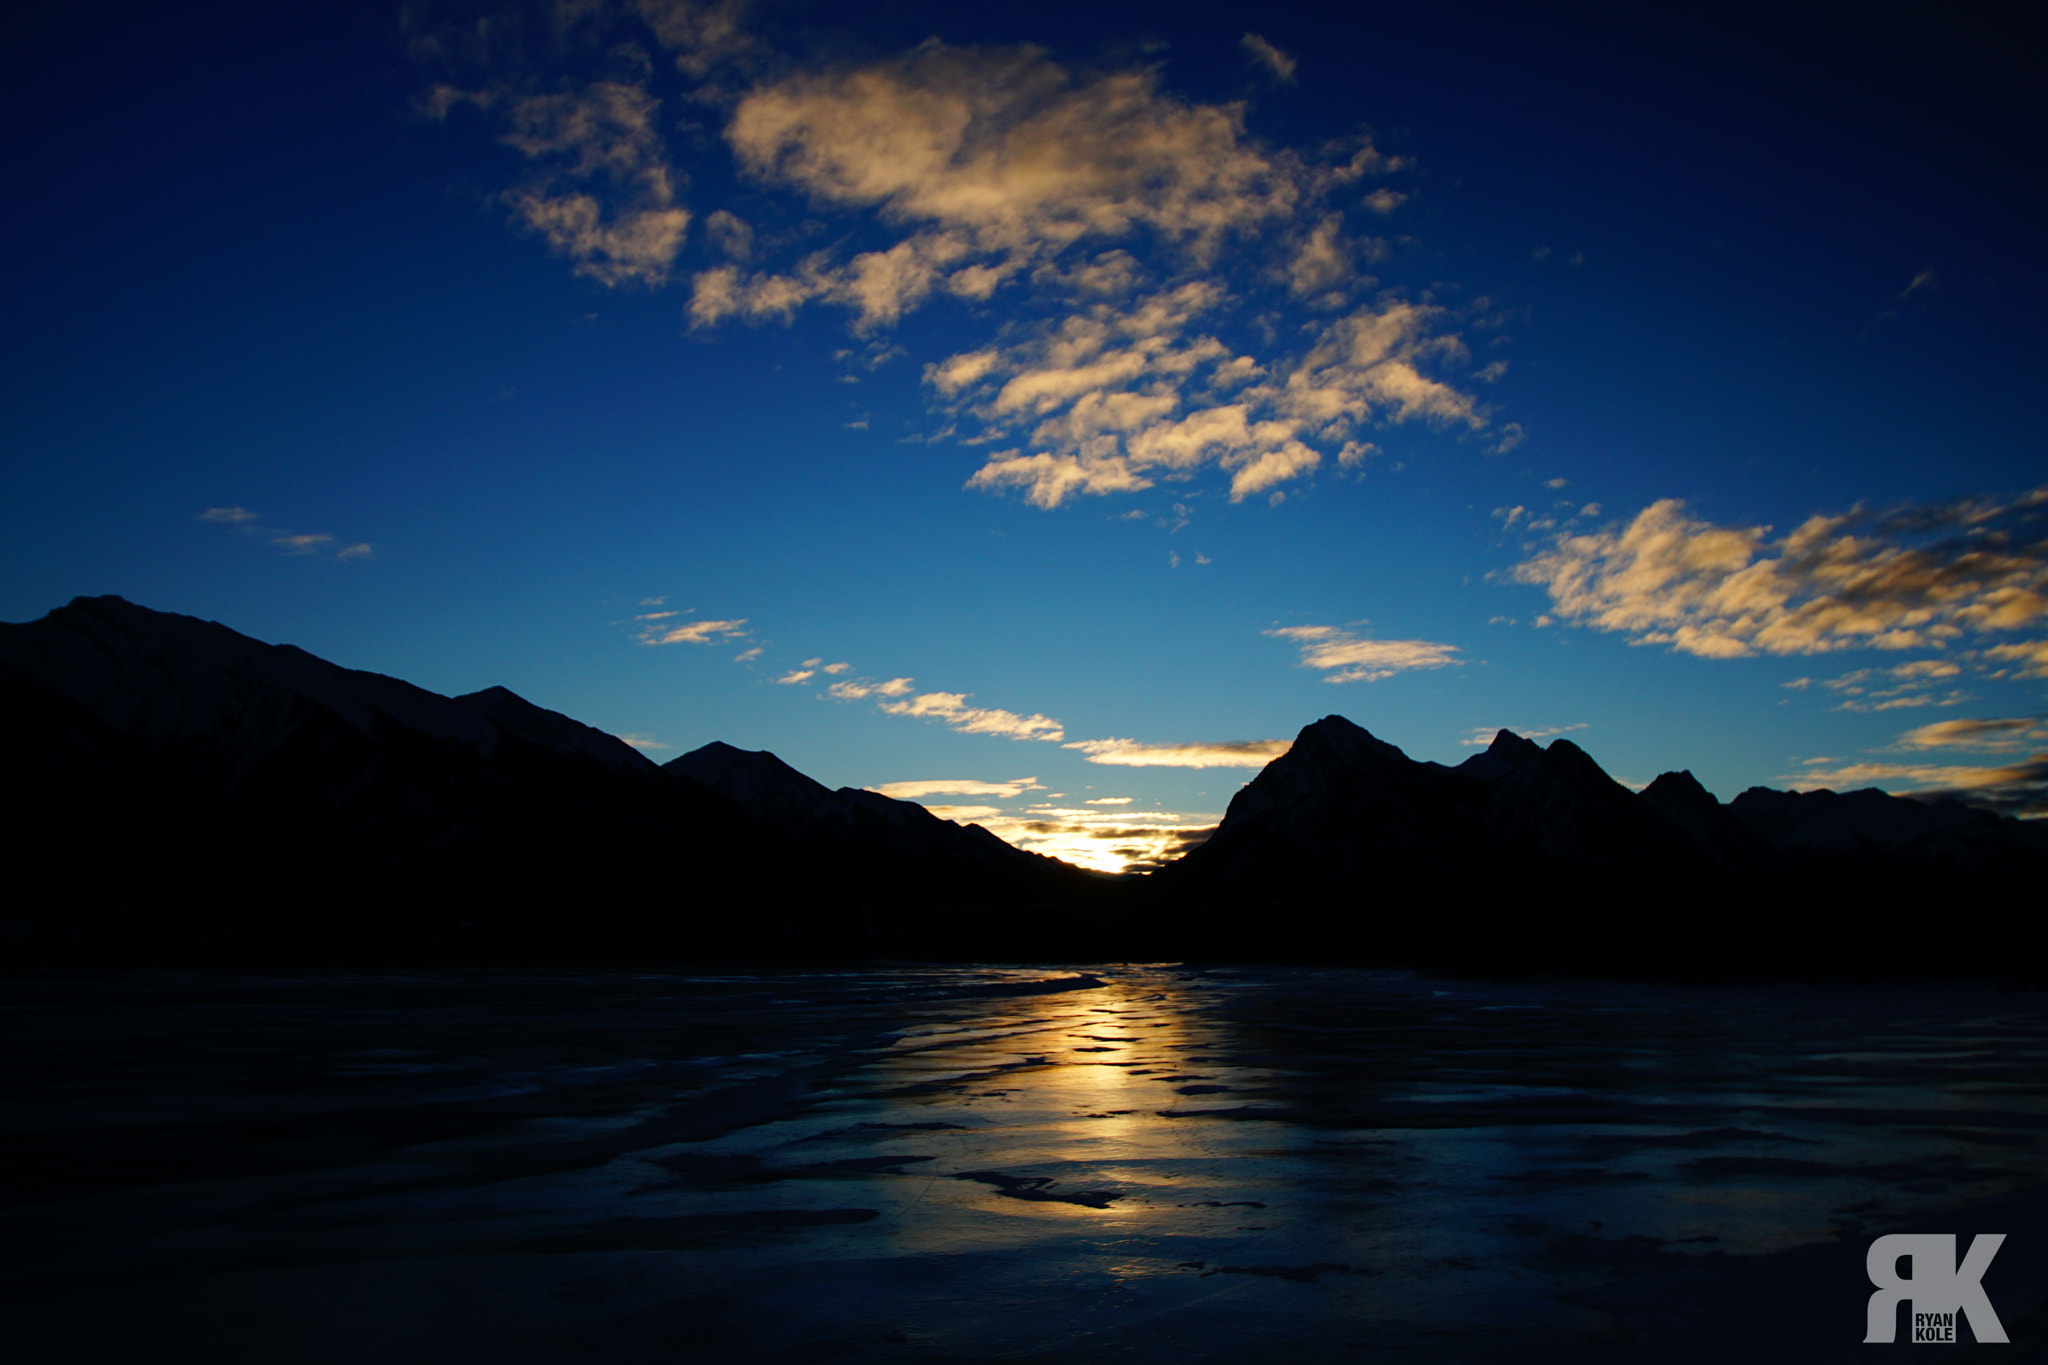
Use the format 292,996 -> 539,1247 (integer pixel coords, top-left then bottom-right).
950,288 -> 1481,508
870,776 -> 1044,800
1266,624 -> 1464,682
271,533 -> 335,555
426,23 -> 1502,512
877,690 -> 1065,741
1786,754 -> 2048,816
427,77 -> 691,288
1363,187 -> 1406,216
1239,33 -> 1298,83
640,617 -> 749,645
619,733 -> 671,750
201,508 -> 370,562
774,668 -> 815,684
1085,796 -> 1133,805
826,676 -> 915,699
726,43 -> 1304,266
1510,488 -> 2048,659
734,646 -> 763,662
1897,716 -> 2047,751
1907,757 -> 2048,817
1062,737 -> 1290,768
971,804 -> 1221,873
923,804 -> 1005,822
1986,639 -> 2048,678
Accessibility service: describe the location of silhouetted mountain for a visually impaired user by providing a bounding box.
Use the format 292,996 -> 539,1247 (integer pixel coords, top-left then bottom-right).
4,597 -> 2040,977
666,741 -> 1040,870
1150,715 -> 2047,979
0,596 -> 1102,962
1167,717 -> 1707,894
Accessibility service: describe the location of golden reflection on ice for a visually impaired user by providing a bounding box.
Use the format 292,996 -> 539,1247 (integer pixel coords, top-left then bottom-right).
855,976 -> 1224,1257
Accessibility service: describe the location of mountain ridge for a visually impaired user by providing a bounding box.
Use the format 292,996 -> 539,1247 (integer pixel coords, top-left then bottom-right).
3,596 -> 2040,976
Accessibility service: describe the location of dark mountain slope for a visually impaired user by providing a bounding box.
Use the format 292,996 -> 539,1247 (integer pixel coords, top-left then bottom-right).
0,597 -> 1102,962
667,741 -> 1039,870
1148,715 -> 2046,979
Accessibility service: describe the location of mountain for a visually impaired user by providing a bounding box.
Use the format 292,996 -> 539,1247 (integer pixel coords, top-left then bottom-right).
667,741 -> 1036,869
1165,716 -> 1709,892
0,596 -> 1100,961
4,597 -> 2038,977
1151,714 -> 2047,978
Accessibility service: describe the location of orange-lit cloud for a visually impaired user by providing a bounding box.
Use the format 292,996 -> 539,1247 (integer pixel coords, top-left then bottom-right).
1896,716 -> 2047,751
1266,624 -> 1464,682
1062,737 -> 1290,768
640,617 -> 750,646
973,805 -> 1219,873
870,777 -> 1045,800
1785,753 -> 2048,816
199,508 -> 372,562
419,74 -> 689,288
1512,489 -> 2048,658
878,690 -> 1065,741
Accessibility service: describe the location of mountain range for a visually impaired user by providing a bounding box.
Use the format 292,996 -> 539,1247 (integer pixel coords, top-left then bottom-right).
3,596 -> 2040,977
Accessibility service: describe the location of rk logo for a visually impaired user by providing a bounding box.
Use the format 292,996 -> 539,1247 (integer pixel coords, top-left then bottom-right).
1865,1234 -> 2007,1344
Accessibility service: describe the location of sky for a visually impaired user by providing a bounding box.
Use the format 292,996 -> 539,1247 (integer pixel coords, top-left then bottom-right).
4,0 -> 2044,871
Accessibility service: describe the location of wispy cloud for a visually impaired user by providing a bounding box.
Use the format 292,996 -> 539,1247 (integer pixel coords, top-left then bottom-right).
827,676 -> 915,700
199,508 -> 371,562
1986,639 -> 2048,678
639,617 -> 750,646
1785,753 -> 2048,816
1062,737 -> 1290,768
1266,624 -> 1463,682
877,690 -> 1065,742
974,804 -> 1220,873
869,777 -> 1044,800
1239,33 -> 1298,82
1897,716 -> 2047,752
415,26 -> 691,288
1510,488 -> 2048,659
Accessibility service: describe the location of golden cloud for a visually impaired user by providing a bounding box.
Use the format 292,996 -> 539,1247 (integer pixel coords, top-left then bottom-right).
870,777 -> 1045,800
1511,489 -> 2048,658
1062,737 -> 1290,768
640,617 -> 750,645
877,690 -> 1065,742
1265,624 -> 1464,682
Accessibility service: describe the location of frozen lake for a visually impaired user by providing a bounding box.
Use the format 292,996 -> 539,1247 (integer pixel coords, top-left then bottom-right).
5,965 -> 2045,1362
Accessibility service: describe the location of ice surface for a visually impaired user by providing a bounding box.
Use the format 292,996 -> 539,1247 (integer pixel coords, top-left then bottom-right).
4,967 -> 2045,1362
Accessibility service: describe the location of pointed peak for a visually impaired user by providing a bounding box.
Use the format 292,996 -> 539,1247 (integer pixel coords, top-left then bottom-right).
1451,728 -> 1543,781
1643,769 -> 1718,806
1540,736 -> 1624,787
1487,728 -> 1543,759
1292,714 -> 1411,764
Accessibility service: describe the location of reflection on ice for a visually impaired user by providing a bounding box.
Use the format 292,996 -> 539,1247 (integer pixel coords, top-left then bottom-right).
3,967 -> 2045,1362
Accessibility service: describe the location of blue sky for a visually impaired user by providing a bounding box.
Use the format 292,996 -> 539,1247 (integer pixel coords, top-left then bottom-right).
5,1 -> 2043,869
